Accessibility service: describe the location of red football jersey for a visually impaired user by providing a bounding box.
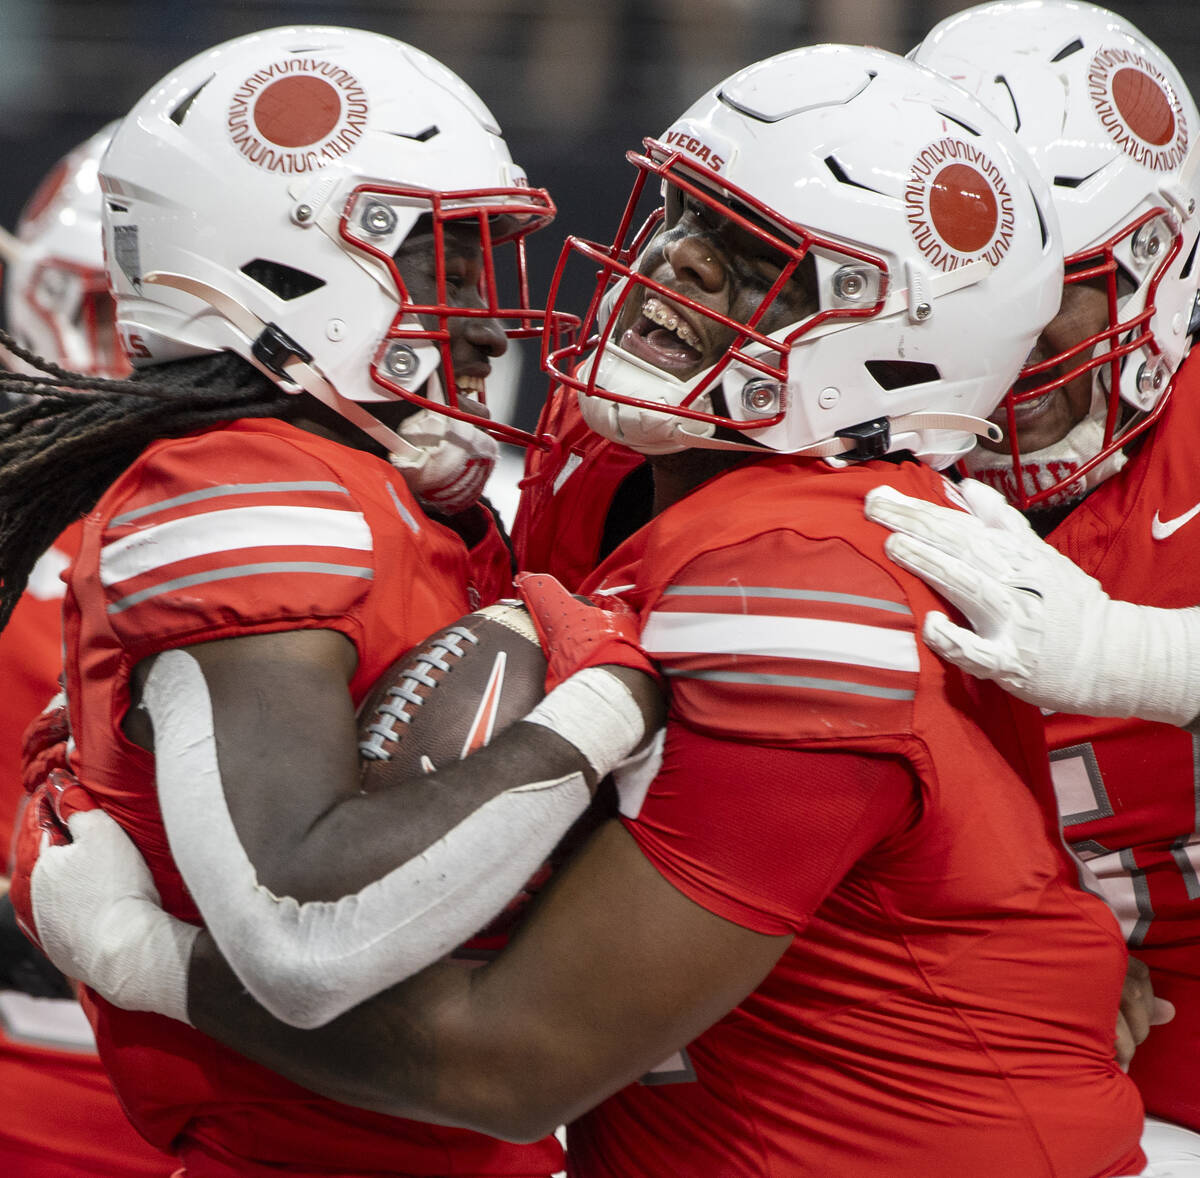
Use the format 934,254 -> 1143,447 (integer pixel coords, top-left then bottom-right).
566,455 -> 1144,1178
512,384 -> 646,592
1045,351 -> 1200,1133
54,418 -> 560,1177
0,524 -> 174,1178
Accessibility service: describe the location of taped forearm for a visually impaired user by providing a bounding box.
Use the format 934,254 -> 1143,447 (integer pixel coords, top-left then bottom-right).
522,665 -> 654,779
145,650 -> 591,1030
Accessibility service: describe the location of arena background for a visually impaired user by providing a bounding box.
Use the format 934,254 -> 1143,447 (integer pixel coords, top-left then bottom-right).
1,0 -> 1193,432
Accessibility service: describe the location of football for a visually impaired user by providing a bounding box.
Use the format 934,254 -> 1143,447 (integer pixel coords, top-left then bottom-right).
357,601 -> 547,786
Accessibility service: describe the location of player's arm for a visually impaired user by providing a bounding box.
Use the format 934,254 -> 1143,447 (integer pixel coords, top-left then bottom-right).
185,818 -> 787,1139
119,626 -> 660,1030
17,724 -> 912,1139
865,479 -> 1200,729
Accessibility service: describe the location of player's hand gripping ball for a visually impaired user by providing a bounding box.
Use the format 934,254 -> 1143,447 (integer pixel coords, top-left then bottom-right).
356,602 -> 548,785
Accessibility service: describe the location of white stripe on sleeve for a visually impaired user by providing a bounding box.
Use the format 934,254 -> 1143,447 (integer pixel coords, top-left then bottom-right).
641,610 -> 919,673
100,505 -> 372,587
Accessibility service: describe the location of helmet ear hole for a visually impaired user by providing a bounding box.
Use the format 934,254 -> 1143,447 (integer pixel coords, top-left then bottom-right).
864,361 -> 942,391
239,260 -> 326,301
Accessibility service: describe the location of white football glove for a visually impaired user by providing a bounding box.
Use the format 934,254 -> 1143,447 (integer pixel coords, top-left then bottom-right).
864,479 -> 1200,728
32,806 -> 197,1024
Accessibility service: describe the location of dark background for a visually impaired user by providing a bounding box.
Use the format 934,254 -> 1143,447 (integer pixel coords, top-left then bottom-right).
1,0 -> 1192,425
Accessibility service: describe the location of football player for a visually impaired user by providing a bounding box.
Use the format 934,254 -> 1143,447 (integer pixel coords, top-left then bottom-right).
0,124 -> 174,1178
0,24 -> 666,1178
13,46 -> 1155,1177
859,4 -> 1200,1168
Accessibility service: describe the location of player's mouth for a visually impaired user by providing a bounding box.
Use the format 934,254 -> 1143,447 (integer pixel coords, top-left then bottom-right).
991,373 -> 1059,431
619,295 -> 708,376
453,372 -> 492,419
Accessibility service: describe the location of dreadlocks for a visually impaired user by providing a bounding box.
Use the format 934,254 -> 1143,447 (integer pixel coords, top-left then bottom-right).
0,330 -> 303,631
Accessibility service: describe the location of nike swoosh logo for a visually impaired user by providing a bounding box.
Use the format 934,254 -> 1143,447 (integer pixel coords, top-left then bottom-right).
460,651 -> 508,757
1152,503 -> 1200,540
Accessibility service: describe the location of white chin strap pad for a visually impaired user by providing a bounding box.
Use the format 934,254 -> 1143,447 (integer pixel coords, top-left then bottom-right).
964,399 -> 1127,508
146,649 -> 589,1029
389,407 -> 498,514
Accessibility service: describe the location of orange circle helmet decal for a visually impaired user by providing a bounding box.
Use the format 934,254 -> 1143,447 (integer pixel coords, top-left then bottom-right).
227,59 -> 369,173
906,138 -> 1015,272
254,76 -> 343,148
929,162 -> 1000,253
1088,48 -> 1188,171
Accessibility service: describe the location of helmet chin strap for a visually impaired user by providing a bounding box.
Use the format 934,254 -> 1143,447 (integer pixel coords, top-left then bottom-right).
678,411 -> 1002,459
586,384 -> 1001,461
586,335 -> 1001,461
142,272 -> 429,466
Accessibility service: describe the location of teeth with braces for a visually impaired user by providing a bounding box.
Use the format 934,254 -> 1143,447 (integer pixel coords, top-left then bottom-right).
642,297 -> 701,350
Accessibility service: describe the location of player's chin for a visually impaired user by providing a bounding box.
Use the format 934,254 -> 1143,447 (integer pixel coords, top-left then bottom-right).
1011,397 -> 1079,453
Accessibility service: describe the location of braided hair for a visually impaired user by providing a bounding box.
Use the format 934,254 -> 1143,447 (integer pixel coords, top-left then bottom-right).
0,330 -> 304,631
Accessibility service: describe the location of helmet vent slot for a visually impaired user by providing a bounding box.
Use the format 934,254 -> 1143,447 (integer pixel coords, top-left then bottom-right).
1181,235 -> 1199,280
993,75 -> 1021,132
169,76 -> 213,126
1053,168 -> 1102,189
240,259 -> 326,301
1031,187 -> 1050,249
934,109 -> 980,137
1051,38 -> 1085,63
824,155 -> 883,194
864,360 -> 941,390
390,125 -> 440,143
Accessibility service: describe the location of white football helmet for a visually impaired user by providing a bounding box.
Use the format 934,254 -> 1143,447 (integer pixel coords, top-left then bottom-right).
100,26 -> 566,508
544,45 -> 1063,468
1,123 -> 127,378
914,1 -> 1200,508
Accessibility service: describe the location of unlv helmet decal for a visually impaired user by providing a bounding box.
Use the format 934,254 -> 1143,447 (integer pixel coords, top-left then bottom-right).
906,139 -> 1015,271
228,58 -> 369,173
1088,48 -> 1188,171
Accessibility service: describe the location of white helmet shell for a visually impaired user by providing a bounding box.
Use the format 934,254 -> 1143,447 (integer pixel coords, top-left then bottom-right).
4,122 -> 127,377
100,25 -> 556,444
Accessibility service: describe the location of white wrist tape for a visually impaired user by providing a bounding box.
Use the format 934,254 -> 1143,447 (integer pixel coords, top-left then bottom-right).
1080,601 -> 1200,728
31,809 -> 198,1025
522,666 -> 650,778
146,650 -> 590,1030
